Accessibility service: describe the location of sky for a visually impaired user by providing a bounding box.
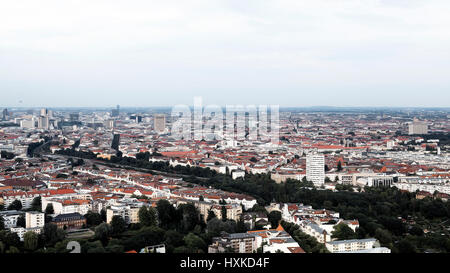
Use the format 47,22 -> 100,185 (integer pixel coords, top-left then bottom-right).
1,0 -> 450,108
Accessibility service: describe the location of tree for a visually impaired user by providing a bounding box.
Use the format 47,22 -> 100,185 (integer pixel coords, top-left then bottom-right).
7,200 -> 22,211
100,209 -> 107,222
178,203 -> 201,232
31,196 -> 42,212
85,211 -> 103,227
207,210 -> 217,222
45,203 -> 54,215
95,223 -> 112,245
184,233 -> 206,253
268,211 -> 282,228
397,239 -> 417,253
43,223 -> 65,246
156,199 -> 177,230
110,216 -> 127,236
331,223 -> 357,240
206,218 -> 236,237
236,219 -> 248,233
221,205 -> 227,221
164,230 -> 184,248
337,161 -> 343,172
375,228 -> 393,246
24,231 -> 39,251
16,215 -> 26,228
139,206 -> 157,227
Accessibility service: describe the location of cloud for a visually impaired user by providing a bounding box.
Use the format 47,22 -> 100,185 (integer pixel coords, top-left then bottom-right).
0,0 -> 450,107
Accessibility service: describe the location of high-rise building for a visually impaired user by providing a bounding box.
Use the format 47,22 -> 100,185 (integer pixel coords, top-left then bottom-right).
20,118 -> 36,129
40,108 -> 48,117
306,153 -> 325,186
408,118 -> 428,135
2,108 -> 8,120
25,211 -> 45,229
38,116 -> 49,130
104,119 -> 115,129
154,114 -> 166,133
111,106 -> 120,117
70,113 -> 79,122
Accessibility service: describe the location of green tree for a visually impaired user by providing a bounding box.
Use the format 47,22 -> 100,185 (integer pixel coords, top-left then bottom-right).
337,161 -> 343,172
156,199 -> 177,230
375,228 -> 393,246
331,223 -> 357,240
24,231 -> 39,251
184,233 -> 206,253
110,215 -> 127,236
206,210 -> 216,222
221,205 -> 227,221
178,203 -> 200,232
7,200 -> 22,211
164,230 -> 184,248
85,211 -> 103,227
268,211 -> 282,228
397,239 -> 417,253
31,196 -> 42,212
16,215 -> 26,228
95,223 -> 112,245
43,223 -> 66,246
138,206 -> 157,227
45,203 -> 54,215
6,246 -> 20,253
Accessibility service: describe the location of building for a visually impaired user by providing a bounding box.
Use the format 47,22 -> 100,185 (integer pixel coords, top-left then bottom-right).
42,196 -> 92,216
2,108 -> 9,120
208,232 -> 258,253
104,119 -> 116,129
69,113 -> 79,122
0,210 -> 24,229
111,105 -> 120,117
195,202 -> 242,222
306,153 -> 325,186
106,205 -> 141,224
325,238 -> 379,253
367,176 -> 393,187
38,116 -> 49,130
408,119 -> 428,135
10,227 -> 42,241
154,114 -> 166,133
231,170 -> 246,180
140,244 -> 166,253
25,211 -> 45,229
52,212 -> 87,230
20,118 -> 36,128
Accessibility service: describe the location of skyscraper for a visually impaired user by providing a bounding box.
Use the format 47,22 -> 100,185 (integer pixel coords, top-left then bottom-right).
154,114 -> 166,133
306,153 -> 325,187
111,105 -> 120,117
2,109 -> 8,121
408,118 -> 428,135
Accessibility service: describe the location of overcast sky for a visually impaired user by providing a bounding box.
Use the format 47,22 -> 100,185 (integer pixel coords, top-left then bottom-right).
1,0 -> 450,108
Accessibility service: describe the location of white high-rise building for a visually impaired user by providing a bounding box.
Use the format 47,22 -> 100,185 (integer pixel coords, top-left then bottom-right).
154,114 -> 166,133
306,153 -> 325,186
25,211 -> 45,229
408,118 -> 428,135
38,116 -> 49,130
20,118 -> 36,129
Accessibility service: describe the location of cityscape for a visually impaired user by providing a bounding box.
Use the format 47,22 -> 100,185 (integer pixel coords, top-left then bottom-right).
0,106 -> 449,254
1,1 -> 450,270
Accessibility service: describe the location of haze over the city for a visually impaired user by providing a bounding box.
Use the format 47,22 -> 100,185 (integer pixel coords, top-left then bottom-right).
1,0 -> 450,107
